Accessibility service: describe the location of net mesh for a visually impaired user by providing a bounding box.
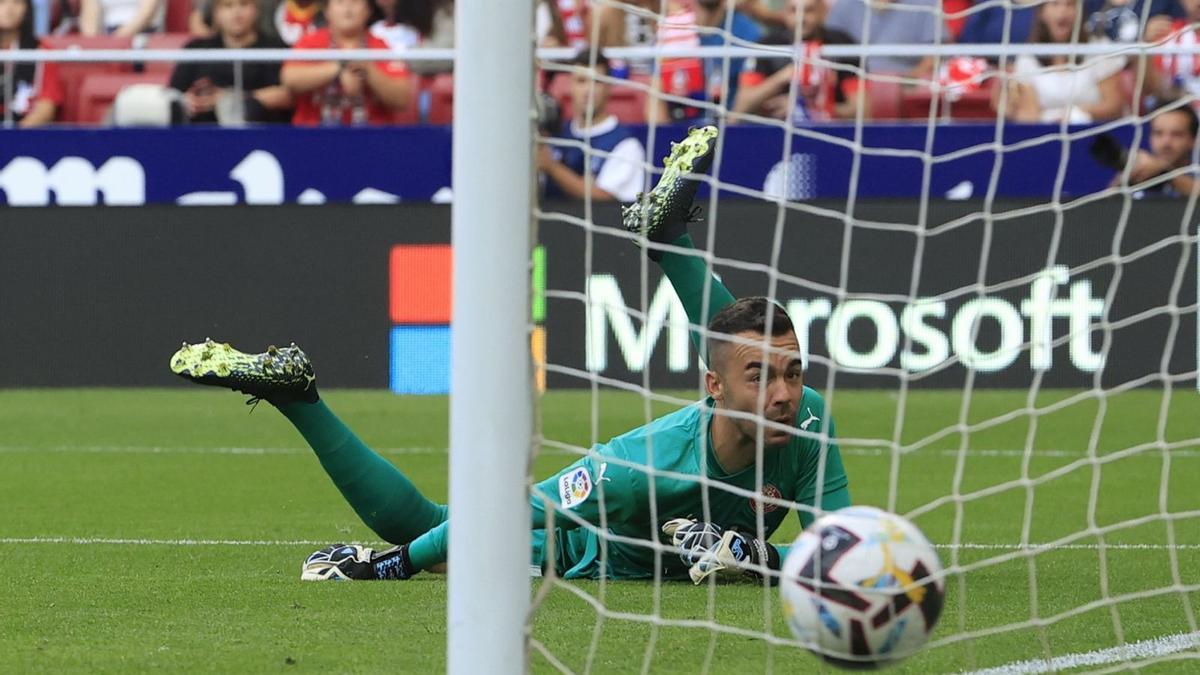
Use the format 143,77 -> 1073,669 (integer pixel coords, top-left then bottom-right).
530,0 -> 1200,671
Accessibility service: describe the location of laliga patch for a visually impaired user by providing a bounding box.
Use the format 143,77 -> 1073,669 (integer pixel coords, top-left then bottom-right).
559,467 -> 593,509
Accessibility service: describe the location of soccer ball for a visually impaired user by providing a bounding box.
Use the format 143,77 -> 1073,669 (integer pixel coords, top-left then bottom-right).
779,506 -> 945,668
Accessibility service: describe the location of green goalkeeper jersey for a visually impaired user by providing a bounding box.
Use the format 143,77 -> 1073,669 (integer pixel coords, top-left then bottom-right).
530,385 -> 849,580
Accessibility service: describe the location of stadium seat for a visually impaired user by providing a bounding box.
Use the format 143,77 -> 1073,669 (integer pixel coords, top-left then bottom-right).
143,33 -> 193,74
899,81 -> 997,120
41,35 -> 135,124
427,72 -> 453,125
866,79 -> 901,121
165,0 -> 192,33
77,72 -> 172,124
606,85 -> 647,124
949,82 -> 998,120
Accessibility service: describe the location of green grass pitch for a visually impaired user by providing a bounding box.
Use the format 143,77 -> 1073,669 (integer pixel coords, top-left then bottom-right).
1,388 -> 1197,673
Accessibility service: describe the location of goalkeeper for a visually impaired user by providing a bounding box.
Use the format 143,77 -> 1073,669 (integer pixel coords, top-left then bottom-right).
170,126 -> 850,584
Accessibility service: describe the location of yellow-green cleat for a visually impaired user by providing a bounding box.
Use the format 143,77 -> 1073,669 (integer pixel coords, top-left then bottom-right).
170,339 -> 317,404
621,125 -> 718,260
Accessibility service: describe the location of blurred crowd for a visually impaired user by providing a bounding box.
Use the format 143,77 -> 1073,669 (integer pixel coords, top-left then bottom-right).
1,0 -> 1200,130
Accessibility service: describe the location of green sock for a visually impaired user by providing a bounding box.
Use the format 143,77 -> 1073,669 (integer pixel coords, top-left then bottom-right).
657,233 -> 737,361
406,520 -> 449,571
276,399 -> 448,545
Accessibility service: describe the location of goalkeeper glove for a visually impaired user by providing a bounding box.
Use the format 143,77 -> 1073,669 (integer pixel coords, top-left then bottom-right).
662,517 -> 725,566
688,530 -> 781,585
301,543 -> 417,581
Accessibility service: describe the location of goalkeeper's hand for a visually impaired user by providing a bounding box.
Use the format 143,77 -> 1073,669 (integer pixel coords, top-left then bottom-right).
662,517 -> 725,566
301,543 -> 417,581
686,530 -> 782,586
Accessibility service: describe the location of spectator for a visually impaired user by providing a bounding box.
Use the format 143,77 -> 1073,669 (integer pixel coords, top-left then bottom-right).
1085,0 -> 1181,43
538,51 -> 646,202
1117,103 -> 1198,196
824,0 -> 940,78
170,0 -> 292,124
648,1 -> 705,122
190,0 -> 309,42
280,0 -> 413,125
595,0 -> 655,50
0,0 -> 52,126
194,0 -> 325,44
1142,0 -> 1200,104
536,0 -> 567,47
80,0 -> 164,35
693,0 -> 764,109
371,0 -> 453,74
734,0 -> 790,29
732,0 -> 860,122
275,0 -> 327,44
960,0 -> 1179,46
537,0 -> 588,49
958,0 -> 1038,45
997,0 -> 1127,123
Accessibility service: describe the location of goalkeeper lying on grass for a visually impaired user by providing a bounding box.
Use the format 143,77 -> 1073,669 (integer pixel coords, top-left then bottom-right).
169,126 -> 850,584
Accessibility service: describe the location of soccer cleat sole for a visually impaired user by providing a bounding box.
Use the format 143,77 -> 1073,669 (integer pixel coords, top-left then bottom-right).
169,339 -> 316,399
657,124 -> 718,194
622,125 -> 718,239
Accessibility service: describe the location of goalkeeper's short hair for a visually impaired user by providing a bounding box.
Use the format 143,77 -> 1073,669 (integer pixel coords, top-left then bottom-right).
706,297 -> 797,367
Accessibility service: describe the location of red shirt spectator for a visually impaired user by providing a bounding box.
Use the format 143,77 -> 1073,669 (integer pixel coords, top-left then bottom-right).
27,57 -> 65,124
286,29 -> 408,124
274,0 -> 322,44
1,0 -> 58,126
1144,0 -> 1200,105
280,0 -> 413,126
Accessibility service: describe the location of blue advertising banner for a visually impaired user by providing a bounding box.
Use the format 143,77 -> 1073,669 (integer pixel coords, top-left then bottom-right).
0,122 -> 1138,206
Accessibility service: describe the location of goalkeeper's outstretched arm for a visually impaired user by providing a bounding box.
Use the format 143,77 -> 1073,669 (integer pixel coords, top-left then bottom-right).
655,233 -> 736,365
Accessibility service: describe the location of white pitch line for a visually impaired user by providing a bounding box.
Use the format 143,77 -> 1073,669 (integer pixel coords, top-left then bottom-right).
1,537 -> 1197,550
967,631 -> 1200,675
936,543 -> 1200,551
1,445 -> 1198,458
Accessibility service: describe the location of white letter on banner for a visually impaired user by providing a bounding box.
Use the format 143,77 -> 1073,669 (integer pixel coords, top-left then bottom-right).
826,300 -> 899,370
952,298 -> 1023,372
1067,280 -> 1106,371
1020,266 -> 1070,370
786,298 -> 832,366
900,299 -> 949,371
586,275 -> 689,373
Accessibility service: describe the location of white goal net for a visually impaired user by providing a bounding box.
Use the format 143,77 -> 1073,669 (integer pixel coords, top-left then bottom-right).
526,0 -> 1200,672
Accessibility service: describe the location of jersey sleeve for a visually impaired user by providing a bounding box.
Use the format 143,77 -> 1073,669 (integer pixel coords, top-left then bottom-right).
656,234 -> 737,365
529,446 -> 647,532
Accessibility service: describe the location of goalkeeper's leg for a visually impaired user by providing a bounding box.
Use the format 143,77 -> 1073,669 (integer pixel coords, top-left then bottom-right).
170,340 -> 448,545
622,126 -> 735,362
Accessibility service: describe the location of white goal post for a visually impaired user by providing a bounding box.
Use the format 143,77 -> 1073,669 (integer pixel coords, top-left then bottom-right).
447,1 -> 534,674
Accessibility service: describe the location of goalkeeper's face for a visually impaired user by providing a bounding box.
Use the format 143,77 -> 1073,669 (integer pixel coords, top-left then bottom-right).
707,330 -> 805,448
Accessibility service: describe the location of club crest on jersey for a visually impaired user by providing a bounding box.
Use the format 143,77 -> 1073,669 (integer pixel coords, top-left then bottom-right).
559,467 -> 593,509
750,484 -> 782,513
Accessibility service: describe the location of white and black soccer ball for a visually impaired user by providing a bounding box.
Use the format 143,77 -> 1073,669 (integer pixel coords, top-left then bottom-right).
779,506 -> 945,669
